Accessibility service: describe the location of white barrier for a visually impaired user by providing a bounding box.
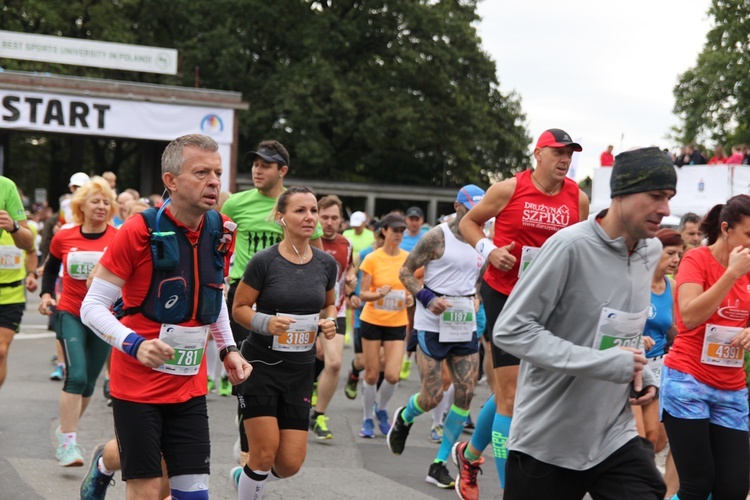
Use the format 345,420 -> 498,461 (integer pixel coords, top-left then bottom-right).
590,164 -> 750,219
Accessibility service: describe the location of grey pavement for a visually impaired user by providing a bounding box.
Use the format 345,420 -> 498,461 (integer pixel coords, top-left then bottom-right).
1,293 -> 502,500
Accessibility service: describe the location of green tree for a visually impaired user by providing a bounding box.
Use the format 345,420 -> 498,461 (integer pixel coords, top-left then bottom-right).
673,0 -> 750,148
1,0 -> 530,195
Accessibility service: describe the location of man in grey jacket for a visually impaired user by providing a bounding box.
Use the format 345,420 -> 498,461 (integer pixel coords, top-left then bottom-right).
495,147 -> 676,499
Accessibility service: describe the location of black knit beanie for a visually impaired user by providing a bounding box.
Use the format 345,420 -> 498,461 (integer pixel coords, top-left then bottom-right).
610,147 -> 677,198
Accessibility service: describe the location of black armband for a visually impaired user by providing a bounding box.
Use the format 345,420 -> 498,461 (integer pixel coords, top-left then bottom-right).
219,345 -> 240,362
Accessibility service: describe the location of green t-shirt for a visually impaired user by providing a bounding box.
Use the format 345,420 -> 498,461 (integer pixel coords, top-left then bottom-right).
221,188 -> 323,282
0,176 -> 32,304
0,223 -> 36,305
343,228 -> 375,259
0,176 -> 26,222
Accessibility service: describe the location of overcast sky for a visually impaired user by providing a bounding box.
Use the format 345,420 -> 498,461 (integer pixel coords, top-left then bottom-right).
475,0 -> 713,180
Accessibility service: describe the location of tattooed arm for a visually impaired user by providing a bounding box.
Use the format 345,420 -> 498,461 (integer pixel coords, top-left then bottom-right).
399,226 -> 452,315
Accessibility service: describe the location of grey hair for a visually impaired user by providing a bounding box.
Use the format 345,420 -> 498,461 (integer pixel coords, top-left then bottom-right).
161,134 -> 219,176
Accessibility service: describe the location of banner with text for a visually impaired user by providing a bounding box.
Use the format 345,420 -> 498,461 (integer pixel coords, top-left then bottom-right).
591,165 -> 741,219
0,31 -> 177,75
0,89 -> 234,144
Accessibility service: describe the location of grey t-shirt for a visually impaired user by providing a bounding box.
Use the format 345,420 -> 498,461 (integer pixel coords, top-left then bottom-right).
242,244 -> 337,364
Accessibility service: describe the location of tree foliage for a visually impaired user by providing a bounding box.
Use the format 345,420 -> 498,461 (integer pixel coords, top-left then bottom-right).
1,0 -> 530,197
673,0 -> 750,148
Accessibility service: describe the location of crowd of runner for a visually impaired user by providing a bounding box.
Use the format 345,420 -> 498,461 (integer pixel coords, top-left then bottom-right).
1,129 -> 749,500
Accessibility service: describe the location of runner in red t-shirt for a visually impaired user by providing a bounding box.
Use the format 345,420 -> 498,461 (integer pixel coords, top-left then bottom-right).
80,135 -> 251,500
661,194 -> 750,499
455,128 -> 589,496
310,195 -> 355,440
39,177 -> 118,469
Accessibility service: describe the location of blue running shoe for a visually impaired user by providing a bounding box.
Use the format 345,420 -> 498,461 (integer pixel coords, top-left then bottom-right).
80,443 -> 114,499
359,418 -> 375,438
50,365 -> 64,381
375,408 -> 391,435
57,442 -> 84,467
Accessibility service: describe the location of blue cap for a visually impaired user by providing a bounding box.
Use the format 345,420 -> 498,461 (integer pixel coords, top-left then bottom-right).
456,184 -> 485,209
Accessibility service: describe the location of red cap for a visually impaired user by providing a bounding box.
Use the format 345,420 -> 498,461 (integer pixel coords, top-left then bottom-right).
535,129 -> 582,152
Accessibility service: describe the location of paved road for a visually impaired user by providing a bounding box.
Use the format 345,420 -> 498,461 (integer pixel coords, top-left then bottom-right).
0,293 -> 502,500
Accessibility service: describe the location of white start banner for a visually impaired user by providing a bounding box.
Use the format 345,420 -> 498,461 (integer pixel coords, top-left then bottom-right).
0,89 -> 234,144
0,30 -> 178,75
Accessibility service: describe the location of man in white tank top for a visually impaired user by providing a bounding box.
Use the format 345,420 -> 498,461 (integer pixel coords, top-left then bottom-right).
386,185 -> 486,490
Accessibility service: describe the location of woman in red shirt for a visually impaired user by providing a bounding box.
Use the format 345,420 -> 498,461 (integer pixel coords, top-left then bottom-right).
661,194 -> 750,499
39,177 -> 118,467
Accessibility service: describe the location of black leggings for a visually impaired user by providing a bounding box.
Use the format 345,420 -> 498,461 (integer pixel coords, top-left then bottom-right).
662,410 -> 749,500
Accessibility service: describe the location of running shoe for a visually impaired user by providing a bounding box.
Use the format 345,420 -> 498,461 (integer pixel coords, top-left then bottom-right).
399,358 -> 412,380
207,376 -> 216,392
310,414 -> 333,440
430,424 -> 444,443
311,382 -> 318,407
218,376 -> 232,397
344,371 -> 359,400
386,406 -> 412,455
344,331 -> 352,347
80,443 -> 114,500
375,408 -> 391,435
231,466 -> 242,489
452,441 -> 484,500
359,418 -> 375,438
102,378 -> 110,400
426,461 -> 455,489
50,365 -> 65,381
57,442 -> 84,467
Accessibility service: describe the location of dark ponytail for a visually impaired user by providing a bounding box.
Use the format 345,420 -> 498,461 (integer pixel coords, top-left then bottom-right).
700,194 -> 750,245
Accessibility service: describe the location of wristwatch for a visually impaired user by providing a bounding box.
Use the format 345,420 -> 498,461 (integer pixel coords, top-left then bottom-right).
219,345 -> 240,362
9,220 -> 19,233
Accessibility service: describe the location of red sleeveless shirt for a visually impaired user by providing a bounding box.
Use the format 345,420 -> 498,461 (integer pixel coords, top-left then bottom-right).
484,169 -> 581,295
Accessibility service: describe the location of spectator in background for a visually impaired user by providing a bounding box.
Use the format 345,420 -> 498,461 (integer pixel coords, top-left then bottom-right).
663,149 -> 676,164
101,171 -> 117,192
600,145 -> 615,167
675,146 -> 687,167
400,206 -> 428,252
726,145 -> 745,165
707,145 -> 728,165
60,173 -> 91,225
113,191 -> 134,227
343,211 -> 375,262
678,212 -> 703,251
123,188 -> 140,201
682,144 -> 707,165
148,193 -> 163,207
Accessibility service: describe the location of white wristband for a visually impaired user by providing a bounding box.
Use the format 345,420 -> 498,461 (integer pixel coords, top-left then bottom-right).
475,238 -> 498,260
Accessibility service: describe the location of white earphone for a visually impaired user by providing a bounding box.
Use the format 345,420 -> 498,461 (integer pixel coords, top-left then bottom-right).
281,218 -> 287,227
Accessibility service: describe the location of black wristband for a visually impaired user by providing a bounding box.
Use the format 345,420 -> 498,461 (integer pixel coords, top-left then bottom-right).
347,291 -> 356,299
219,345 -> 240,362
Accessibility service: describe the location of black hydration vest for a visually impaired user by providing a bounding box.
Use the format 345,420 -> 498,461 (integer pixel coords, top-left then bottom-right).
122,207 -> 226,325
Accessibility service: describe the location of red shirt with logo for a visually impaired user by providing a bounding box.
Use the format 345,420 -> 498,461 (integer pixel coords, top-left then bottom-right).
484,169 -> 581,296
99,210 -> 234,404
666,246 -> 750,390
50,225 -> 118,318
322,234 -> 353,315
